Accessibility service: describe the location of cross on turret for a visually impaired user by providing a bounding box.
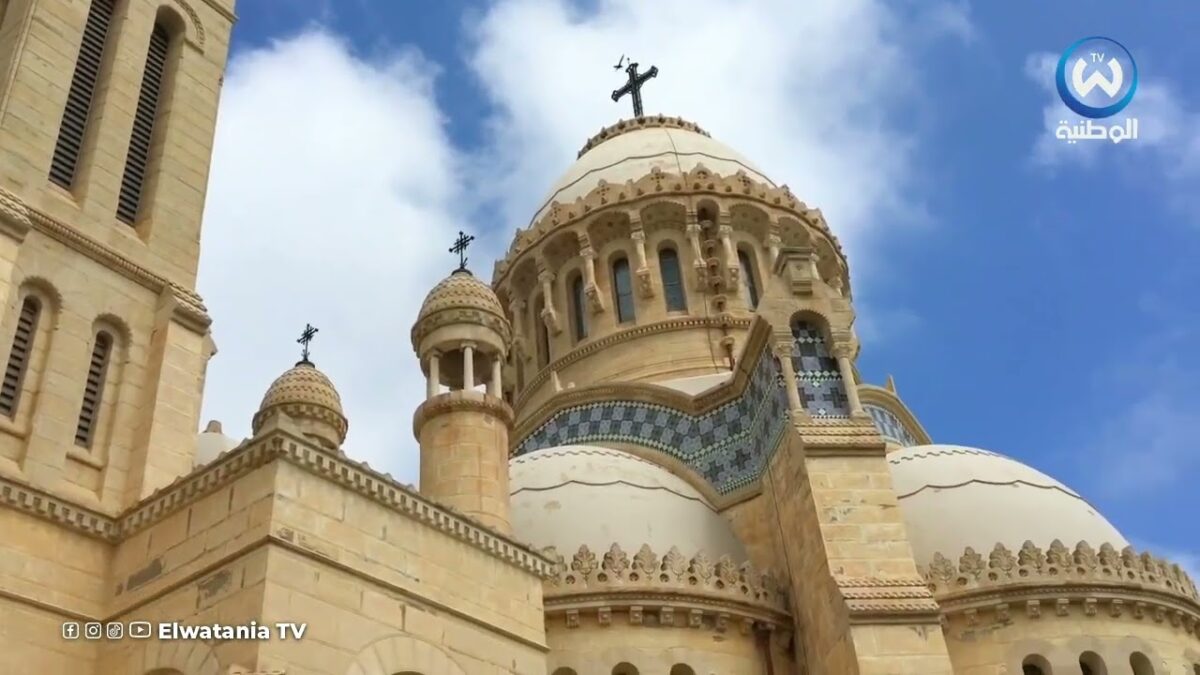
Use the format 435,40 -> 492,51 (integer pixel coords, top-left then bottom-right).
297,323 -> 318,364
450,230 -> 475,271
611,59 -> 659,118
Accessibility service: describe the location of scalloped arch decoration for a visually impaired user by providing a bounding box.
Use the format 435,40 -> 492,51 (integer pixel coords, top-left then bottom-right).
345,634 -> 468,675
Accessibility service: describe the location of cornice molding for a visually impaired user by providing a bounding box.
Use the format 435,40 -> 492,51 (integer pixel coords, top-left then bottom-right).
836,576 -> 942,625
413,391 -> 514,438
513,315 -> 754,412
0,430 -> 556,577
0,186 -> 211,330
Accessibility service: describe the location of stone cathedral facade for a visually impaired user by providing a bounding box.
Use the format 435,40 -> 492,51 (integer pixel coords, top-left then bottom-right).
0,1 -> 1197,674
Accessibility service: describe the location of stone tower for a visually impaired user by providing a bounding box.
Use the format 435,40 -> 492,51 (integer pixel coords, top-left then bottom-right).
411,267 -> 515,533
0,0 -> 234,512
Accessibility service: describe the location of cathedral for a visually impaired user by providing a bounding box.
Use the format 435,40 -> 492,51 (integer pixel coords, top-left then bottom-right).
0,1 -> 1197,674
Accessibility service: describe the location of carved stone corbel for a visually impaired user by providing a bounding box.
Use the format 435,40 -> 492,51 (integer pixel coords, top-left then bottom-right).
631,230 -> 654,298
659,607 -> 674,627
598,606 -> 612,626
536,262 -> 562,335
566,609 -> 580,628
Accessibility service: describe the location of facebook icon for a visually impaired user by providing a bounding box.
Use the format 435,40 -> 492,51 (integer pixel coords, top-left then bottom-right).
62,622 -> 80,640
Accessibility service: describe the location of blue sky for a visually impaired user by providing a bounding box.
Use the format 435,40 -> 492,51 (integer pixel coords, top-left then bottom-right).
196,1 -> 1198,569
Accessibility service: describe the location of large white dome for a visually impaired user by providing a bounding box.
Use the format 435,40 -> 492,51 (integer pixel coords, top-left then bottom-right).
888,444 -> 1127,566
531,117 -> 774,225
509,445 -> 746,560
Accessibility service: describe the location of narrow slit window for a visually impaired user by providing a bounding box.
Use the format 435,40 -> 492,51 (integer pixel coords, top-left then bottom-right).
116,23 -> 171,224
612,257 -> 635,323
49,0 -> 116,188
570,274 -> 587,342
659,247 -> 686,312
0,297 -> 42,416
739,249 -> 760,309
74,331 -> 113,448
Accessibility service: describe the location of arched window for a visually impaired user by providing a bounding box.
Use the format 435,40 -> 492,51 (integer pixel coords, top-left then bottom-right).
74,330 -> 113,448
117,20 -> 174,223
533,294 -> 550,368
1129,652 -> 1154,675
1022,654 -> 1052,675
569,273 -> 587,342
738,249 -> 760,309
612,664 -> 639,675
50,0 -> 117,188
611,257 -> 635,323
790,317 -> 849,417
0,297 -> 41,416
659,247 -> 686,312
1079,651 -> 1107,675
670,666 -> 696,675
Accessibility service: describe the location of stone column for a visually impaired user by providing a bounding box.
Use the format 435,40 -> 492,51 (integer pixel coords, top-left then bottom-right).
773,341 -> 803,413
426,351 -> 440,399
462,342 -> 475,390
833,345 -> 864,415
488,356 -> 502,397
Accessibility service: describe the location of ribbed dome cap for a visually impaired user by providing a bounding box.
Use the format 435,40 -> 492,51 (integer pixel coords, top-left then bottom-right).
252,360 -> 348,448
410,269 -> 511,355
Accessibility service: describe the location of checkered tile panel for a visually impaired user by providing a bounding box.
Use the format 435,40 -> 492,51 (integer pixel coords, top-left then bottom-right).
513,348 -> 791,494
864,404 -> 920,447
790,319 -> 850,418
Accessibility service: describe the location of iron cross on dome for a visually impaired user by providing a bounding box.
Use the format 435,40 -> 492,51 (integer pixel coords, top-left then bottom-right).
612,56 -> 659,118
450,230 -> 475,272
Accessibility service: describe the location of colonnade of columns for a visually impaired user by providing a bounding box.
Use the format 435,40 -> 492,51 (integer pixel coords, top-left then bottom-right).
424,342 -> 505,400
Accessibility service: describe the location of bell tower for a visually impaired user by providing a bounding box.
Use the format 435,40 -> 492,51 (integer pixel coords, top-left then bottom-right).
0,0 -> 235,511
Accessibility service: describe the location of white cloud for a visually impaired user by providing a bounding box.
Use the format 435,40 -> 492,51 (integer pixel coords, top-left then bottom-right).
197,1 -> 973,483
1025,51 -> 1200,222
198,31 -> 464,482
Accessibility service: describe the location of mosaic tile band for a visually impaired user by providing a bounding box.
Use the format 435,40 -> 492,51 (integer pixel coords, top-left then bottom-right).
513,346 -> 792,494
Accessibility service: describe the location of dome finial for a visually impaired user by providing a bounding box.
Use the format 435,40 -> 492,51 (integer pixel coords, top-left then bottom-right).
296,322 -> 318,365
611,57 -> 658,118
449,230 -> 475,273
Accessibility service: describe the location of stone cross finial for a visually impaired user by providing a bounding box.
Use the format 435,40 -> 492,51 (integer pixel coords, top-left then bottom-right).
611,58 -> 659,118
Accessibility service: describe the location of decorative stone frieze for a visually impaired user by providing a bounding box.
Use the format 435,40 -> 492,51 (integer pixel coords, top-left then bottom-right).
542,543 -> 790,632
921,540 -> 1200,636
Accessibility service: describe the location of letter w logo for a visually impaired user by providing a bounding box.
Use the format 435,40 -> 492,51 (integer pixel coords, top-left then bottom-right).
1072,57 -> 1123,98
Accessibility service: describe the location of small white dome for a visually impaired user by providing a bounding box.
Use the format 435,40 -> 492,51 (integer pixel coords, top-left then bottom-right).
509,445 -> 745,560
888,444 -> 1127,565
533,118 -> 773,225
195,420 -> 240,466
